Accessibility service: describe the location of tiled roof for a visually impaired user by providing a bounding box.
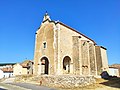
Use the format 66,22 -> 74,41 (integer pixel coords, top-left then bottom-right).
109,64 -> 120,69
20,60 -> 33,68
1,68 -> 13,72
0,63 -> 16,66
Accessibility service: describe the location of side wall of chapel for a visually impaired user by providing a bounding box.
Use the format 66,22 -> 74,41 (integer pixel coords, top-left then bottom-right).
57,23 -> 97,75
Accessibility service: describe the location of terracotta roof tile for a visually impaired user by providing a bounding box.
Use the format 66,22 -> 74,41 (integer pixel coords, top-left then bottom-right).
1,68 -> 13,72
109,64 -> 120,69
20,60 -> 33,68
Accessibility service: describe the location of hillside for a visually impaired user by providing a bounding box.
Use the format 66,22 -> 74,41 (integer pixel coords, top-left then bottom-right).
110,64 -> 120,68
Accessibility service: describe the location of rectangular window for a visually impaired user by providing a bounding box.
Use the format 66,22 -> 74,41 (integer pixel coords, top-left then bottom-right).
43,42 -> 46,48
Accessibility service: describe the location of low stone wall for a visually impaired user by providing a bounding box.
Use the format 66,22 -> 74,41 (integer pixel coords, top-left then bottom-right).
15,75 -> 95,88
38,75 -> 95,88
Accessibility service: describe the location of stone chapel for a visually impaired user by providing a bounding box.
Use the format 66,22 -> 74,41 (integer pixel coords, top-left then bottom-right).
33,13 -> 108,76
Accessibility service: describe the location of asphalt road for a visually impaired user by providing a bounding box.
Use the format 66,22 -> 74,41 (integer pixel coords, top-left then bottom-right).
10,83 -> 56,90
0,88 -> 6,90
1,77 -> 56,90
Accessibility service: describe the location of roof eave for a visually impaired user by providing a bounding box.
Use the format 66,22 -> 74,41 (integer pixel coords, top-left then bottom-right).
42,19 -> 96,45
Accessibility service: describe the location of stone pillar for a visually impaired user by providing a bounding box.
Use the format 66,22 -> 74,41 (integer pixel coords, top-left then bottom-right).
81,40 -> 89,75
87,41 -> 90,75
95,46 -> 102,75
94,45 -> 97,76
72,36 -> 80,75
57,23 -> 61,75
89,43 -> 97,75
53,24 -> 59,75
100,46 -> 109,72
79,39 -> 82,75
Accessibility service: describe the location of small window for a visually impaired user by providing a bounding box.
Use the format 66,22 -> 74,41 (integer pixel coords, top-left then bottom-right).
43,42 -> 46,48
83,42 -> 86,46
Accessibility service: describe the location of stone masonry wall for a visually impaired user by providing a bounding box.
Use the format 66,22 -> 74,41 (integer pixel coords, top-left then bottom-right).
27,75 -> 95,88
89,43 -> 96,75
40,75 -> 95,88
15,75 -> 95,88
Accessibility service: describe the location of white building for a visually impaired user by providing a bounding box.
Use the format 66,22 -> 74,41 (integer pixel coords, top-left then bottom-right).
0,68 -> 13,79
109,67 -> 119,77
0,69 -> 4,79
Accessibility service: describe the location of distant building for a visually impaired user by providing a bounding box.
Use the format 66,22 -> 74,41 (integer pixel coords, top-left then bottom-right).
0,63 -> 15,69
13,60 -> 33,76
0,67 -> 13,79
0,69 -> 3,79
33,13 -> 109,76
1,67 -> 13,78
0,63 -> 15,79
109,64 -> 120,76
108,67 -> 119,77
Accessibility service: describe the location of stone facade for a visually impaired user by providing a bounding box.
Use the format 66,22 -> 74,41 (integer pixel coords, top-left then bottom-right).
33,13 -> 109,76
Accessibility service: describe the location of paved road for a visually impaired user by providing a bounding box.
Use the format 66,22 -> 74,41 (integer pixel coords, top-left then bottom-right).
10,83 -> 56,90
0,88 -> 6,90
1,77 -> 56,90
2,77 -> 15,83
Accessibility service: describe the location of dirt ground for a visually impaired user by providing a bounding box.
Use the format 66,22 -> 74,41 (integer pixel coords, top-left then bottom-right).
59,77 -> 120,90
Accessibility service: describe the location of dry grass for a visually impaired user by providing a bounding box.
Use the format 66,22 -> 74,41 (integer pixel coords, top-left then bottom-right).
0,78 -> 5,82
15,75 -> 33,82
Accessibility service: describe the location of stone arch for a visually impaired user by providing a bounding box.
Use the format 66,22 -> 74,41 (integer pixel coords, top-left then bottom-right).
41,57 -> 49,74
63,56 -> 71,74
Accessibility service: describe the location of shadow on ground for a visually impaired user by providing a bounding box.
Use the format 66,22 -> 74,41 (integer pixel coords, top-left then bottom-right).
0,88 -> 7,90
100,77 -> 120,89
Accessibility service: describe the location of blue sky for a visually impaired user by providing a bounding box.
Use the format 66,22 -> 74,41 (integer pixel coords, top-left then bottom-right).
0,0 -> 120,65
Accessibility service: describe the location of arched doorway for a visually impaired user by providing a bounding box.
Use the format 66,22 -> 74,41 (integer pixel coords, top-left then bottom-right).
63,56 -> 71,74
41,57 -> 49,74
